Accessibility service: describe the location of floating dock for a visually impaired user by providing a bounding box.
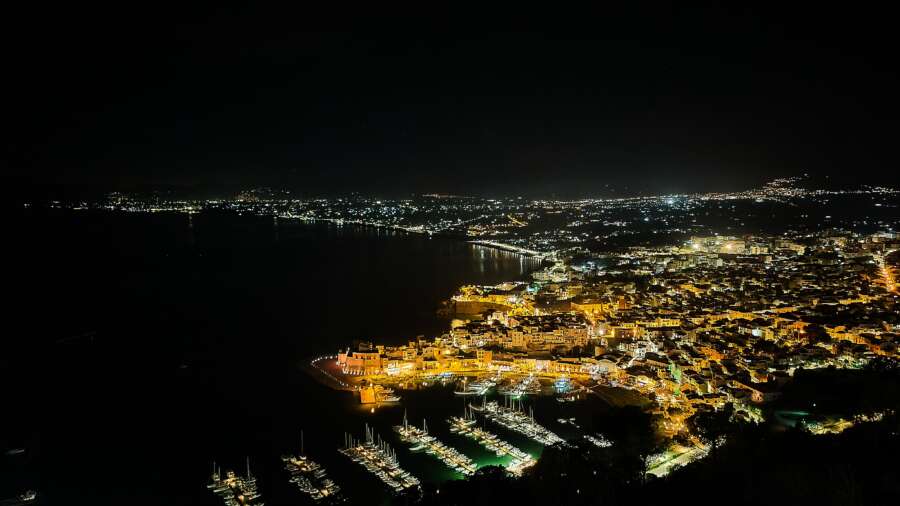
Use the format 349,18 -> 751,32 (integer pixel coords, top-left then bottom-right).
448,407 -> 535,475
339,425 -> 420,494
282,431 -> 344,503
206,458 -> 265,506
470,398 -> 565,446
499,374 -> 541,397
394,413 -> 477,476
282,455 -> 344,503
454,373 -> 500,396
584,433 -> 613,448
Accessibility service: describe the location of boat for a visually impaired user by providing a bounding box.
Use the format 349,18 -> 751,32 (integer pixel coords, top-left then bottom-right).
455,373 -> 500,396
373,385 -> 402,403
499,374 -> 542,397
448,406 -> 535,475
471,397 -> 567,447
584,433 -> 613,448
554,375 -> 572,393
206,458 -> 265,506
339,425 -> 420,494
17,490 -> 37,502
393,412 -> 477,476
283,430 -> 345,503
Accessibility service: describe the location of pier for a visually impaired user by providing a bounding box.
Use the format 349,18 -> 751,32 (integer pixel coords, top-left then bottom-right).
308,355 -> 355,391
394,413 -> 478,476
453,374 -> 500,396
584,433 -> 613,448
282,431 -> 344,503
470,398 -> 566,446
206,458 -> 265,506
282,455 -> 344,503
498,374 -> 541,397
339,425 -> 420,494
448,407 -> 535,475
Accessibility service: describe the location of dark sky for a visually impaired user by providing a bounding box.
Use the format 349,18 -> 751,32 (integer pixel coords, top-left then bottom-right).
7,5 -> 900,197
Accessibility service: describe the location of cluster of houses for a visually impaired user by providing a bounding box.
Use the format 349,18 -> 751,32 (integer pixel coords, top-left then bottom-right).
338,231 -> 899,437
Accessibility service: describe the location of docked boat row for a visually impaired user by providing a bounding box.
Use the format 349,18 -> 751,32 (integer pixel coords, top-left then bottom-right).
498,374 -> 541,397
584,433 -> 613,448
0,490 -> 37,505
554,375 -> 573,393
454,373 -> 500,396
447,406 -> 479,433
470,397 -> 566,446
339,425 -> 421,494
207,458 -> 265,506
375,385 -> 402,403
394,412 -> 478,476
448,407 -> 535,475
282,431 -> 344,503
557,417 -> 581,429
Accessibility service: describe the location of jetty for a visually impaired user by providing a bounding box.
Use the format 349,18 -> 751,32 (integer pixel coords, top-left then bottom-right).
339,425 -> 420,494
394,412 -> 477,476
282,430 -> 344,503
448,406 -> 535,475
454,374 -> 500,396
498,374 -> 541,397
470,397 -> 566,446
206,457 -> 265,506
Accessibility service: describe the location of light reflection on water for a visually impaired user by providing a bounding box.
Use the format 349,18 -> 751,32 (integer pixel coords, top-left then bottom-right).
12,212 -> 554,505
470,244 -> 544,278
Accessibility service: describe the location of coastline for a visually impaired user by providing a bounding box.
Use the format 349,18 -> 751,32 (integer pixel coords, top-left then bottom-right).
467,239 -> 551,259
304,355 -> 357,392
284,216 -> 553,260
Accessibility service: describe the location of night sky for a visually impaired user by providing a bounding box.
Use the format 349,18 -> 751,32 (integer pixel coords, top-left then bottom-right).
8,5 -> 900,197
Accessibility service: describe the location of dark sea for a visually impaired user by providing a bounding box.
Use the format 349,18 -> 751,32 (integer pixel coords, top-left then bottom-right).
4,209 -> 557,505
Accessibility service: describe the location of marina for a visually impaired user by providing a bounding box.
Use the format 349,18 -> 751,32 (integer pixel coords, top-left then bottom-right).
282,431 -> 344,503
338,425 -> 421,494
454,373 -> 501,396
499,374 -> 542,397
394,412 -> 478,476
206,458 -> 265,506
470,398 -> 566,446
584,433 -> 613,448
448,407 -> 536,475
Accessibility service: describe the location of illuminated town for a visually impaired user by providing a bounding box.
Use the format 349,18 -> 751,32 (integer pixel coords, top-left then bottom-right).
316,225 -> 898,476
49,177 -> 899,501
60,176 -> 897,253
11,6 -> 900,504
